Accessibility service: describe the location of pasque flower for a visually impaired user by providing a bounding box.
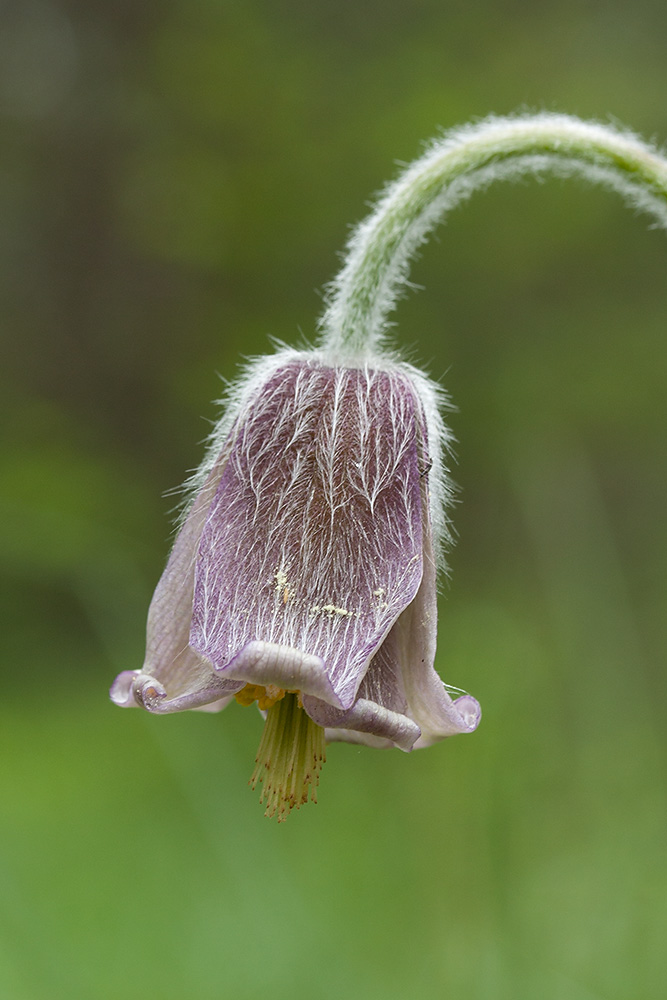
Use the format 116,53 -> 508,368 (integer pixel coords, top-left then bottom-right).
111,346 -> 481,819
111,113 -> 667,819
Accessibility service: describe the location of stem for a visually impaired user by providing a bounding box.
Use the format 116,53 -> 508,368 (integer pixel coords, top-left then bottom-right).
319,113 -> 667,359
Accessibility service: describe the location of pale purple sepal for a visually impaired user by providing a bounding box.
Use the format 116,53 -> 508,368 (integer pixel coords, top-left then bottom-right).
387,521 -> 481,748
110,352 -> 481,750
215,640 -> 341,707
302,694 -> 421,751
109,670 -> 139,707
110,454 -> 245,713
109,668 -> 238,714
310,496 -> 481,749
189,362 -> 425,711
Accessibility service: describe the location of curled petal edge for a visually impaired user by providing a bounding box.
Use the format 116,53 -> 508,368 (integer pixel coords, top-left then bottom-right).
411,692 -> 482,750
302,694 -> 421,751
109,670 -> 139,707
214,640 -> 344,710
109,669 -> 241,714
323,728 -> 397,750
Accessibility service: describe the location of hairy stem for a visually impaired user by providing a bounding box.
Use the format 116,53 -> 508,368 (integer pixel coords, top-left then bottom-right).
319,113 -> 667,359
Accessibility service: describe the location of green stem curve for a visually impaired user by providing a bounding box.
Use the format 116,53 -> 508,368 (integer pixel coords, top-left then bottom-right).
318,113 -> 667,359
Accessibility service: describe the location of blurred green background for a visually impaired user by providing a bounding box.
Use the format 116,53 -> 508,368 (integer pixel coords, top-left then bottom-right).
2,1 -> 666,998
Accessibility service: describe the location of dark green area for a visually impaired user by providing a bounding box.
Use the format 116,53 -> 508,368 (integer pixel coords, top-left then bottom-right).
1,2 -> 666,997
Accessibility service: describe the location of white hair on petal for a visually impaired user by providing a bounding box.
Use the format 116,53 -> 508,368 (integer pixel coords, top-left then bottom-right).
187,357 -> 445,707
179,113 -> 667,575
180,342 -> 455,573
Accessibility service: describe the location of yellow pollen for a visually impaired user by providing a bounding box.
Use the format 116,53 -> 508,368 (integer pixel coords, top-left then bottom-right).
249,692 -> 326,822
234,683 -> 286,710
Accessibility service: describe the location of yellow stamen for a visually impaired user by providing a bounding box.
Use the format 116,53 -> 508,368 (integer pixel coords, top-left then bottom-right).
234,683 -> 286,710
249,692 -> 326,822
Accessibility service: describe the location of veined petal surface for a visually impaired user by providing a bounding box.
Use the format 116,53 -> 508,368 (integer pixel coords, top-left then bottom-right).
190,361 -> 429,709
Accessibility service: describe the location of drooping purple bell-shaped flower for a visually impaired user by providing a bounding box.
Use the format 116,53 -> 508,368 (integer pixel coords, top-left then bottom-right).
110,110 -> 667,819
111,347 -> 480,819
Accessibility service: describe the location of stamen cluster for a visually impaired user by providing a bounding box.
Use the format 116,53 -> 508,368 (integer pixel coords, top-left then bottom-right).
249,692 -> 326,822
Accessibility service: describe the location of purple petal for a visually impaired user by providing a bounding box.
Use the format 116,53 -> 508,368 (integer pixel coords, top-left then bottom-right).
189,362 -> 427,708
109,670 -> 139,707
110,669 -> 239,714
309,485 -> 481,747
395,527 -> 481,746
302,600 -> 417,747
218,640 -> 340,706
110,453 -> 244,711
303,694 -> 421,750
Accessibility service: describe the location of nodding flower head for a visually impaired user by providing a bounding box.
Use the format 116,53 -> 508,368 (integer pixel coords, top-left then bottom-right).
110,111 -> 667,819
110,346 -> 481,820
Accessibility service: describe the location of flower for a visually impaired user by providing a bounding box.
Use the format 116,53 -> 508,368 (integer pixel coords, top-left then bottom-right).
110,347 -> 480,819
109,111 -> 667,819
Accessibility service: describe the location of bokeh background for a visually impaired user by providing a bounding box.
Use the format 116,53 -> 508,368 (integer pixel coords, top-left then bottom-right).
2,2 -> 667,998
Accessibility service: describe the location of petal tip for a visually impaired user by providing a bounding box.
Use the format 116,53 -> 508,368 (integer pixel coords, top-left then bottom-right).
109,670 -> 139,708
215,640 -> 343,708
453,694 -> 482,733
110,671 -> 169,712
132,674 -> 168,712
